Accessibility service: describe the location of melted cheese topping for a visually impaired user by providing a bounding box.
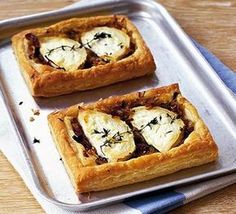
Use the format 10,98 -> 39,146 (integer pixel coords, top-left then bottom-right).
78,109 -> 135,162
81,27 -> 130,61
131,106 -> 185,152
39,37 -> 87,71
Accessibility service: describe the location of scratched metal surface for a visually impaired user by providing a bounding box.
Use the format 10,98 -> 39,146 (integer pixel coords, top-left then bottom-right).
0,0 -> 236,211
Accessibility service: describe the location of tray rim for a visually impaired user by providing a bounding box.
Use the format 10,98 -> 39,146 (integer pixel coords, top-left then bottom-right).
0,0 -> 236,211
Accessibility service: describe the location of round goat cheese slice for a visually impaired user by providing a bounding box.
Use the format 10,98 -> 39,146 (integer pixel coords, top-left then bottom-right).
131,106 -> 185,153
78,109 -> 135,162
39,37 -> 87,71
81,27 -> 130,61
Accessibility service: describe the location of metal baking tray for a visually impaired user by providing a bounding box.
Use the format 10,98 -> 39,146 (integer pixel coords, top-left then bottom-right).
0,0 -> 236,211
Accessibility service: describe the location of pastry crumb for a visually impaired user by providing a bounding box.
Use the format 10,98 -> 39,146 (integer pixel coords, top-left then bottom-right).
29,116 -> 35,122
31,109 -> 40,116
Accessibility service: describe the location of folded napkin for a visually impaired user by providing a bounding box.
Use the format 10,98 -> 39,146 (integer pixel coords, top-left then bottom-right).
1,1 -> 236,214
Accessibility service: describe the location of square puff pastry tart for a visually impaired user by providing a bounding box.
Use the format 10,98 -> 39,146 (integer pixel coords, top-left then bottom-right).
11,15 -> 156,97
48,84 -> 218,193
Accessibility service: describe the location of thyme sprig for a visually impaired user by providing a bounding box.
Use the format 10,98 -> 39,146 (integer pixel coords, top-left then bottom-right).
167,113 -> 176,124
139,117 -> 159,132
93,128 -> 110,138
165,130 -> 173,136
93,128 -> 131,155
111,130 -> 132,142
93,128 -> 131,142
46,32 -> 112,56
46,44 -> 80,56
83,32 -> 112,49
138,113 -> 177,132
44,55 -> 65,70
117,42 -> 123,49
44,32 -> 112,69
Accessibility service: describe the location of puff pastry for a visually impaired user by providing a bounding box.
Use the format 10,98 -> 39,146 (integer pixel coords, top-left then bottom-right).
11,15 -> 156,97
48,84 -> 218,193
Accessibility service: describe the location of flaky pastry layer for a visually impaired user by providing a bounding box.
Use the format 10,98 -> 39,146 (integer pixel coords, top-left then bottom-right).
48,84 -> 218,192
12,15 -> 156,97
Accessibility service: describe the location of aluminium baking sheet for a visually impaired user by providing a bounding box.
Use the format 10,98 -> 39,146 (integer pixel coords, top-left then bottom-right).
0,0 -> 236,211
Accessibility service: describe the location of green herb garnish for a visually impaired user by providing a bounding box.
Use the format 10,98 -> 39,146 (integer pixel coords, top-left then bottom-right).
83,32 -> 112,48
33,137 -> 40,144
165,130 -> 173,135
46,44 -> 80,56
139,117 -> 159,132
44,55 -> 65,70
93,128 -> 131,155
118,42 -> 123,49
93,128 -> 110,138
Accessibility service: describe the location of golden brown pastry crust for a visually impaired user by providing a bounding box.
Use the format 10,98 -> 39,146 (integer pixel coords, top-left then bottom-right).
11,15 -> 156,97
48,84 -> 218,193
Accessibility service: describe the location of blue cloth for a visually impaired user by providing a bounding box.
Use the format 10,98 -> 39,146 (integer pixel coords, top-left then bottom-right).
125,191 -> 185,214
192,40 -> 236,94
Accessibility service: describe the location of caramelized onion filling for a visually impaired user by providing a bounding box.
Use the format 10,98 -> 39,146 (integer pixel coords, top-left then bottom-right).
25,22 -> 135,70
69,94 -> 194,165
71,118 -> 108,165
